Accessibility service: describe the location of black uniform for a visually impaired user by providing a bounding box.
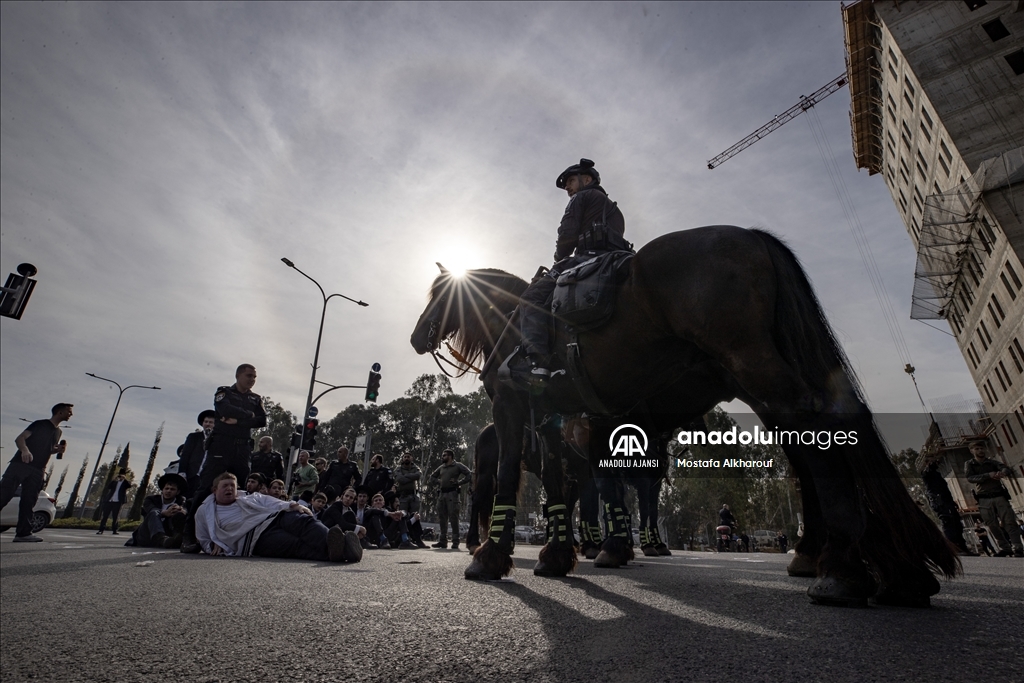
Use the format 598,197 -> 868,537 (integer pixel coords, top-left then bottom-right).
323,460 -> 361,493
251,449 -> 285,484
182,385 -> 267,544
520,183 -> 628,360
920,459 -> 969,552
363,466 -> 395,497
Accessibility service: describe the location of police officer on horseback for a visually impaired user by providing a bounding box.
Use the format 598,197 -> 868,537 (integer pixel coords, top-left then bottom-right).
512,159 -> 629,383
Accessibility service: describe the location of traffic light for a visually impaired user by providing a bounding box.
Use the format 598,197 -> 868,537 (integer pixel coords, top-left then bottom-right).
0,263 -> 38,320
291,424 -> 303,450
301,418 -> 318,450
365,368 -> 381,403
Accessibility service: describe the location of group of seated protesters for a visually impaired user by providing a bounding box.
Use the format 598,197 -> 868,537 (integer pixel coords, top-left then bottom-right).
126,469 -> 425,562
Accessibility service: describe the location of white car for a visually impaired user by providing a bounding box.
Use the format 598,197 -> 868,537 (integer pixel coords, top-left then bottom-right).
751,529 -> 777,549
0,487 -> 58,534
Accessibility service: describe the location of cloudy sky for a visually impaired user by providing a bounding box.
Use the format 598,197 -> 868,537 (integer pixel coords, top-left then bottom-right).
1,2 -> 980,502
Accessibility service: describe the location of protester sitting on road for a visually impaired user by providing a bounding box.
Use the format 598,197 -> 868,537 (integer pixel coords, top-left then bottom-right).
244,473 -> 266,496
194,472 -> 361,563
311,492 -> 328,520
127,473 -> 188,548
384,490 -> 425,548
320,487 -> 366,540
269,479 -> 287,500
363,492 -> 406,549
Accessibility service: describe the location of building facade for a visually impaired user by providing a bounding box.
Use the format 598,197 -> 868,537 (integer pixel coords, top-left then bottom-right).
843,0 -> 1024,515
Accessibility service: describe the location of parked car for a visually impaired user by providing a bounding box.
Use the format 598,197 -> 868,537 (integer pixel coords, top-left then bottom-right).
0,487 -> 57,534
529,527 -> 546,545
751,529 -> 776,549
514,525 -> 534,543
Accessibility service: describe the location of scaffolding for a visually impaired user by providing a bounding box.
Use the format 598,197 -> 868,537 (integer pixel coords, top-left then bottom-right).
910,147 -> 1024,320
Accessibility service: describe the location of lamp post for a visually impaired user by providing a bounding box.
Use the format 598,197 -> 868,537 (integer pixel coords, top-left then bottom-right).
281,258 -> 367,490
78,373 -> 160,517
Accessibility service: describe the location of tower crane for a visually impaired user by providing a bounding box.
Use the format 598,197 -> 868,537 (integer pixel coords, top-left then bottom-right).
707,73 -> 848,170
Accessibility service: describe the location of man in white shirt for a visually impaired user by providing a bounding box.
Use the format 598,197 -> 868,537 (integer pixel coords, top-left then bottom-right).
195,472 -> 361,562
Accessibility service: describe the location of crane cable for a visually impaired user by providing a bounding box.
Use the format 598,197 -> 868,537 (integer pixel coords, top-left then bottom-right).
802,105 -> 928,412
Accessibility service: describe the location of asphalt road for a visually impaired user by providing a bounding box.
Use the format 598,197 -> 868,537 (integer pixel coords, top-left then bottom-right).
1,529 -> 1021,683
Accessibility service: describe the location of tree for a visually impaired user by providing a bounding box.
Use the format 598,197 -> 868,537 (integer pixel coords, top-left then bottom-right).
62,455 -> 89,518
130,423 -> 164,521
52,465 -> 69,500
43,462 -> 54,489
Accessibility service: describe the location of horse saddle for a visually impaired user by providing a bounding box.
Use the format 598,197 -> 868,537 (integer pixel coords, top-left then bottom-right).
551,250 -> 634,332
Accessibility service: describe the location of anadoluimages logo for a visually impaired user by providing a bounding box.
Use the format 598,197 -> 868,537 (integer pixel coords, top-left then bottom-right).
594,422 -> 660,475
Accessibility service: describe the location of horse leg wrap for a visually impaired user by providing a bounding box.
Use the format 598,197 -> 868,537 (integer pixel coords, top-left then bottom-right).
604,503 -> 630,540
489,501 -> 517,555
544,503 -> 570,545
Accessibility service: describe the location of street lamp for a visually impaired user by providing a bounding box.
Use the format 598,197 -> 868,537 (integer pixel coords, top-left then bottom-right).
281,257 -> 367,490
77,373 -> 160,517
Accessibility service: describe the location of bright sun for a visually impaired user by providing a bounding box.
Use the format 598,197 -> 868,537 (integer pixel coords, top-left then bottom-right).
436,244 -> 481,278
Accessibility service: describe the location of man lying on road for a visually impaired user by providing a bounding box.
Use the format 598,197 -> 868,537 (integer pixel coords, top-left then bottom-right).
195,472 -> 361,563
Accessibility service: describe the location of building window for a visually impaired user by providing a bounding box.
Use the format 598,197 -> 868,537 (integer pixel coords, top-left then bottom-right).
901,121 -> 913,146
1015,338 -> 1024,367
1016,410 -> 1024,432
980,319 -> 993,345
981,216 -> 999,242
940,140 -> 953,161
903,90 -> 914,110
899,157 -> 911,177
921,108 -> 934,129
911,216 -> 921,240
888,47 -> 899,66
888,63 -> 899,80
963,0 -> 987,10
1009,342 -> 1023,373
904,76 -> 916,98
990,293 -> 1006,321
1005,261 -> 1023,291
919,123 -> 932,143
982,18 -> 1011,42
898,188 -> 908,212
1003,422 -> 1018,448
1006,49 -> 1024,76
988,302 -> 1002,329
966,258 -> 981,287
916,150 -> 929,172
970,342 -> 981,368
987,379 -> 999,403
1000,360 -> 1013,387
1001,273 -> 1017,300
977,228 -> 993,256
938,154 -> 950,177
983,381 -> 995,405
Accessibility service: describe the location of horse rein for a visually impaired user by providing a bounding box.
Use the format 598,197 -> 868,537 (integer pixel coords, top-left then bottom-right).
425,293 -> 481,378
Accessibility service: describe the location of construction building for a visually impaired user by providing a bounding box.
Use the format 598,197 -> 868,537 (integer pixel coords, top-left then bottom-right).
842,0 -> 1024,519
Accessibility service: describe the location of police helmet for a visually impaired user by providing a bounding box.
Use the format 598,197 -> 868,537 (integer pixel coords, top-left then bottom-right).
556,158 -> 600,189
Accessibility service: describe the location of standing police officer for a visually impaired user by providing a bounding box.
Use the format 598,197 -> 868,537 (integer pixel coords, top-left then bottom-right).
181,364 -> 267,554
429,449 -> 471,549
512,159 -> 629,382
394,452 -> 422,514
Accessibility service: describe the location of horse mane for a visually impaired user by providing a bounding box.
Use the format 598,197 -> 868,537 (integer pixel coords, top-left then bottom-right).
428,268 -> 528,368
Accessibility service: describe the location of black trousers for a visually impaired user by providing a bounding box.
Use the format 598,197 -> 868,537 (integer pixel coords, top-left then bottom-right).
182,434 -> 251,541
98,502 -> 125,532
253,511 -> 330,561
133,509 -> 186,547
0,461 -> 45,537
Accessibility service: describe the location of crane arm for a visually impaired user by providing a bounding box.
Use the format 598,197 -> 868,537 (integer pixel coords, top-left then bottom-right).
707,73 -> 848,170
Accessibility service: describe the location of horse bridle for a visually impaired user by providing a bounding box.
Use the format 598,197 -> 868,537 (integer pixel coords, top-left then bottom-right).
424,293 -> 481,378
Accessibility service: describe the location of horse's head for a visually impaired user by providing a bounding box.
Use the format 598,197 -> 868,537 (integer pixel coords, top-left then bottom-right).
409,265 -> 528,362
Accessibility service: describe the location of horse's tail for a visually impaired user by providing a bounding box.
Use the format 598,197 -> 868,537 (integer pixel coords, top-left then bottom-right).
753,229 -> 961,580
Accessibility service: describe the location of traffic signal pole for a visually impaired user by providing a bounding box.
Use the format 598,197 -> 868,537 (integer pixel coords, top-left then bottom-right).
280,258 -> 367,493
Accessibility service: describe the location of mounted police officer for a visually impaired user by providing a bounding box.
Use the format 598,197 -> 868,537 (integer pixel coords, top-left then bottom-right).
511,158 -> 629,383
181,363 -> 267,554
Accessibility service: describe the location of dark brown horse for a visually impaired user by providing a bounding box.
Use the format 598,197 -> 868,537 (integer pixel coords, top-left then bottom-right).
410,226 -> 960,607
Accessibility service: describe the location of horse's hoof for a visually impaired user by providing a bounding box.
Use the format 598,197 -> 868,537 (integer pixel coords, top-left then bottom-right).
464,539 -> 515,580
465,558 -> 501,581
787,553 -> 818,577
535,542 -> 577,577
807,575 -> 872,607
584,546 -> 601,560
641,545 -> 659,557
593,549 -> 624,568
655,544 -> 672,556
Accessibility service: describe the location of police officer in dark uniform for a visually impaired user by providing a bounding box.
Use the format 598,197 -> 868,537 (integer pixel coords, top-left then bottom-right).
181,363 -> 267,553
512,159 -> 630,382
362,453 -> 395,497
